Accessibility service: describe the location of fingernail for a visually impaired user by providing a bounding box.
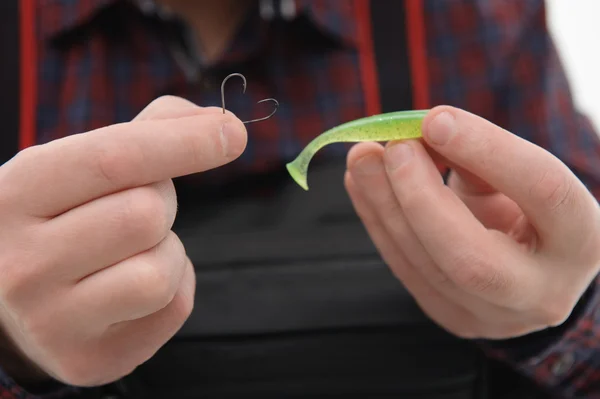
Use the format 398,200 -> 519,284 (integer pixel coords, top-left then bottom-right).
353,154 -> 383,176
427,111 -> 456,145
220,122 -> 246,157
385,142 -> 413,170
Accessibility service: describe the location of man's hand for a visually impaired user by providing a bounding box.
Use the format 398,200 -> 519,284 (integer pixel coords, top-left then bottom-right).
345,105 -> 600,339
0,96 -> 247,386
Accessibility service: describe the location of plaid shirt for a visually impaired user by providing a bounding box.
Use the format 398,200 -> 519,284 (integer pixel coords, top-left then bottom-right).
2,0 -> 600,398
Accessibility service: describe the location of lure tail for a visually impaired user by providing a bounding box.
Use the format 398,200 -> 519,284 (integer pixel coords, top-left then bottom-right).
286,158 -> 310,191
286,146 -> 321,191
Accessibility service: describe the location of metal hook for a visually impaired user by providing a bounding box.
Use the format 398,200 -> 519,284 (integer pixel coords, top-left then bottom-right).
221,73 -> 279,124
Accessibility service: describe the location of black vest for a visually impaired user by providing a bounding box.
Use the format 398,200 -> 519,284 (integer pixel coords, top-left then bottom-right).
1,1 -> 549,398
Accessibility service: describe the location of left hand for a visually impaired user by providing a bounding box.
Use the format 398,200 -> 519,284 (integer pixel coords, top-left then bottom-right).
344,105 -> 600,339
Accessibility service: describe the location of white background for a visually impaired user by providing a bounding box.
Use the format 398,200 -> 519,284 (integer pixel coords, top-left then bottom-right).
546,0 -> 600,133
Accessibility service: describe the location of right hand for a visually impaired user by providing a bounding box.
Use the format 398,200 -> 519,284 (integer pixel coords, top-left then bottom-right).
0,96 -> 247,387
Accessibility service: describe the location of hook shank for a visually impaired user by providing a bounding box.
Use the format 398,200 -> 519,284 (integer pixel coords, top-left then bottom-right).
220,73 -> 278,124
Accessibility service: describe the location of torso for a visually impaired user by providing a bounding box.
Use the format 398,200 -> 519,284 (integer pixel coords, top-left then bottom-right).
32,2 -> 549,397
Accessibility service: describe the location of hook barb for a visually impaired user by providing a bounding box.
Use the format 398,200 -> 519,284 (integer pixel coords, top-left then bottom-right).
220,72 -> 278,125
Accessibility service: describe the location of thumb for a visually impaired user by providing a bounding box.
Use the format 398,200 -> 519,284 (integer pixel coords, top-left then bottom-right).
420,106 -> 595,249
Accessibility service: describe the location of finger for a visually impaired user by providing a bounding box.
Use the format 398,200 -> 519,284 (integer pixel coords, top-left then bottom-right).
344,172 -> 481,338
347,143 -> 523,321
43,180 -> 177,280
69,231 -> 189,328
383,138 -> 535,305
66,258 -> 195,386
7,103 -> 247,217
102,258 -> 195,376
422,142 -> 451,176
421,106 -> 596,246
347,142 -> 450,287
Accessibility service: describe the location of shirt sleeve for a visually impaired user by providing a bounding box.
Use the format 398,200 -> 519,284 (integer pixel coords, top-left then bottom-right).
475,0 -> 600,397
0,367 -> 80,399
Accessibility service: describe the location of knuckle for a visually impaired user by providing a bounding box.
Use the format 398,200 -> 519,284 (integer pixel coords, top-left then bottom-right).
380,193 -> 403,215
11,145 -> 40,165
449,252 -> 507,294
150,95 -> 181,107
133,258 -> 177,311
424,262 -> 451,286
139,96 -> 206,121
171,289 -> 194,325
93,143 -> 138,188
529,169 -> 574,214
398,185 -> 430,212
141,95 -> 183,114
0,147 -> 39,206
121,186 -> 172,243
145,95 -> 193,114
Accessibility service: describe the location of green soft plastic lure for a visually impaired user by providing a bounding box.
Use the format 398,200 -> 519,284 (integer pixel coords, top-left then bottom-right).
286,109 -> 429,190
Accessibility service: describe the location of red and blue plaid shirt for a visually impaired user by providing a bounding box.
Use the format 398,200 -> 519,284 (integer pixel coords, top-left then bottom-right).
2,0 -> 600,398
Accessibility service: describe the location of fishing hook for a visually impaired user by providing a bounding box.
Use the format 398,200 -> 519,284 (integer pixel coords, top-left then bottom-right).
221,73 -> 279,124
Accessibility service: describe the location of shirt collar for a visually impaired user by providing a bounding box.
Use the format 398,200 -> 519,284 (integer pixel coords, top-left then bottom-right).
38,0 -> 358,47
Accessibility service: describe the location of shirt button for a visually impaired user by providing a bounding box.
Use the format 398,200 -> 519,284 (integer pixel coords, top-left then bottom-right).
551,352 -> 575,376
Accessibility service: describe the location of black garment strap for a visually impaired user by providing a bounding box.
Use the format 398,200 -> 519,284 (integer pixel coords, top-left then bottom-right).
0,1 -> 21,166
171,0 -> 417,337
370,0 -> 413,112
167,0 -> 419,338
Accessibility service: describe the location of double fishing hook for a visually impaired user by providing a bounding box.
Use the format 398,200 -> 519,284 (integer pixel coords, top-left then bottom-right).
221,73 -> 279,124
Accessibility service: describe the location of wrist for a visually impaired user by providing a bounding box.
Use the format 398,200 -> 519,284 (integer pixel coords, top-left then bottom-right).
477,277 -> 597,361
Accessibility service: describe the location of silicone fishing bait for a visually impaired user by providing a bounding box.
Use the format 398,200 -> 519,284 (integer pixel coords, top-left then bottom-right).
286,110 -> 429,190
218,73 -> 428,192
